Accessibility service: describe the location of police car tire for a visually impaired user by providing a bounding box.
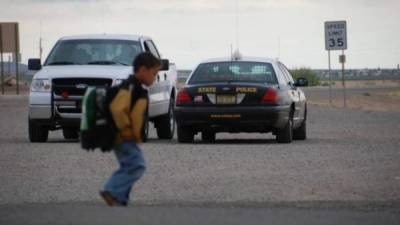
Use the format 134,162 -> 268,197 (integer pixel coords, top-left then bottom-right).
29,119 -> 49,143
155,98 -> 175,139
276,117 -> 293,143
62,128 -> 79,140
177,126 -> 194,143
202,132 -> 216,142
293,107 -> 307,140
293,120 -> 306,140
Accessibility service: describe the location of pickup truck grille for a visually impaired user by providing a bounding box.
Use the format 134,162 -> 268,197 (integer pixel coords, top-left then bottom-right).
52,78 -> 112,96
52,78 -> 112,114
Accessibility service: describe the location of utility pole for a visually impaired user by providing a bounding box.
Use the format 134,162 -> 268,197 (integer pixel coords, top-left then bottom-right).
39,20 -> 43,61
14,23 -> 19,95
8,55 -> 11,76
0,25 -> 4,95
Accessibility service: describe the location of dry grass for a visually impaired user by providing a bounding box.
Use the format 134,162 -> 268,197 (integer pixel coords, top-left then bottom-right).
312,80 -> 400,112
389,90 -> 400,97
309,89 -> 400,112
320,79 -> 400,88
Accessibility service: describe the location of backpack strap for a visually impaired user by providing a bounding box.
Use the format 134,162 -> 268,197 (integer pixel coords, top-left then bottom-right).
128,83 -> 135,109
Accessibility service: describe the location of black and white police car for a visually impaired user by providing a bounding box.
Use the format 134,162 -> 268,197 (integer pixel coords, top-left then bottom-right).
175,55 -> 308,143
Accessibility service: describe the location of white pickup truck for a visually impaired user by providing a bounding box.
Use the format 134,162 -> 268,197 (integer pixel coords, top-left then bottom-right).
28,34 -> 177,142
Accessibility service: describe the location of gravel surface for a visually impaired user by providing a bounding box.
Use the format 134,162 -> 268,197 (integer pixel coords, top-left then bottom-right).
305,86 -> 400,112
0,94 -> 400,207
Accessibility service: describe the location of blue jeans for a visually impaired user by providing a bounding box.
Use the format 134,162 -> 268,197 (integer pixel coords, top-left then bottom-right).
103,141 -> 146,205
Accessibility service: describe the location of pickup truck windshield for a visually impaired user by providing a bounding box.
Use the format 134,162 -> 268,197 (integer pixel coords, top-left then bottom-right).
189,62 -> 278,84
45,39 -> 142,66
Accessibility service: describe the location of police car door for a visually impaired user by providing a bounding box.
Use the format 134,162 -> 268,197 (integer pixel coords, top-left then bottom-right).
278,63 -> 302,125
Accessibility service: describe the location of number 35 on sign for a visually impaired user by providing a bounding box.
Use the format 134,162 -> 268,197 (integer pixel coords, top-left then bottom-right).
325,21 -> 347,51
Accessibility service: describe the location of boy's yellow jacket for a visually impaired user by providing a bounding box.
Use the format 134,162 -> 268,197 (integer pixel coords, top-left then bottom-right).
109,76 -> 148,144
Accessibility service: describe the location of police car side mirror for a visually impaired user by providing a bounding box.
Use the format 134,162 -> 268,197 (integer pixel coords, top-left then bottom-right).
160,59 -> 169,71
28,58 -> 42,70
294,78 -> 308,87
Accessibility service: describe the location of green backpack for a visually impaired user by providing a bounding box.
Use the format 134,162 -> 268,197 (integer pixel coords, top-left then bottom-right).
80,86 -> 121,152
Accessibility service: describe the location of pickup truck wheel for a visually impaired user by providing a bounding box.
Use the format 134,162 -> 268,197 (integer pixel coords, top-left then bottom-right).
29,119 -> 49,143
63,128 -> 79,140
202,132 -> 216,142
276,116 -> 293,143
142,115 -> 149,143
155,98 -> 175,139
177,126 -> 194,143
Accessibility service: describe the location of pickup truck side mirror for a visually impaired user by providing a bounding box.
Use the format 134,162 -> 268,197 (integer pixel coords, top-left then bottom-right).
28,58 -> 42,70
160,59 -> 169,71
294,77 -> 308,87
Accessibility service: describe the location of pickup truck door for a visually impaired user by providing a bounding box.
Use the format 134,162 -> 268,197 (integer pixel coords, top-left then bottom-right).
143,40 -> 169,117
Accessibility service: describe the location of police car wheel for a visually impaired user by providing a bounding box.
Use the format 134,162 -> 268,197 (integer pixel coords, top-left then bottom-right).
293,107 -> 307,140
177,126 -> 194,143
201,132 -> 216,142
63,128 -> 79,140
293,120 -> 306,140
276,116 -> 293,143
29,119 -> 49,143
155,98 -> 175,139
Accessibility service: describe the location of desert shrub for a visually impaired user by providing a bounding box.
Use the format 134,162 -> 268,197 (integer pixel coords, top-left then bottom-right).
290,68 -> 320,86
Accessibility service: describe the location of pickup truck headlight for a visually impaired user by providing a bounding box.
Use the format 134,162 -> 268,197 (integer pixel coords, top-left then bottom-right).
31,79 -> 51,92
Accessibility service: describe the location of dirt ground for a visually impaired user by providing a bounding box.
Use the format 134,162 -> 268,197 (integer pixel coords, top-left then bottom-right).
307,80 -> 400,112
321,79 -> 400,89
0,82 -> 30,95
308,91 -> 400,112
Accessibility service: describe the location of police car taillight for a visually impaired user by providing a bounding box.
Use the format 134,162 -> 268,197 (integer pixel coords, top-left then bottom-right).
261,88 -> 278,104
177,89 -> 192,104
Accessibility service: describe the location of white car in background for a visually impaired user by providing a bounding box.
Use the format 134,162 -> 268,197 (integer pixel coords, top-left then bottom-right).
28,34 -> 177,142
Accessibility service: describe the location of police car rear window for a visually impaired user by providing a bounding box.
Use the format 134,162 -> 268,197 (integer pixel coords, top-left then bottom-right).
189,62 -> 278,84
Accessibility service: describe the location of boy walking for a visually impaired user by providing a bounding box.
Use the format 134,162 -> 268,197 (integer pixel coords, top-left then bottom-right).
100,52 -> 161,206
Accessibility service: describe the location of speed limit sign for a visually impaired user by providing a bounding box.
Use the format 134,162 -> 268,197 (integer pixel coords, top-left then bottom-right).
325,21 -> 347,50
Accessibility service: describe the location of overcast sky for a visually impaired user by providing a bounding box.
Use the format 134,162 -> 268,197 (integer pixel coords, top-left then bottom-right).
0,0 -> 399,69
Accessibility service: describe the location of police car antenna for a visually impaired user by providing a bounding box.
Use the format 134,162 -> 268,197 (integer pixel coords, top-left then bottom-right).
235,0 -> 239,52
231,0 -> 242,61
230,44 -> 233,60
232,49 -> 242,60
39,19 -> 43,61
277,37 -> 281,60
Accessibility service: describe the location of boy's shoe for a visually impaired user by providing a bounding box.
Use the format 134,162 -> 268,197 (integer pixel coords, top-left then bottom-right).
99,191 -> 126,207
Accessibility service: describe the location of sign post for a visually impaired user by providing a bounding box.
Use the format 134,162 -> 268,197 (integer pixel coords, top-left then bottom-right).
325,20 -> 347,107
0,22 -> 19,95
339,51 -> 346,107
14,24 -> 19,95
328,50 -> 332,105
0,25 -> 4,95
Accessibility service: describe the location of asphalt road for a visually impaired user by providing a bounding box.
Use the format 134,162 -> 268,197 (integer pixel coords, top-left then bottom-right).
0,93 -> 399,224
1,203 -> 399,225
